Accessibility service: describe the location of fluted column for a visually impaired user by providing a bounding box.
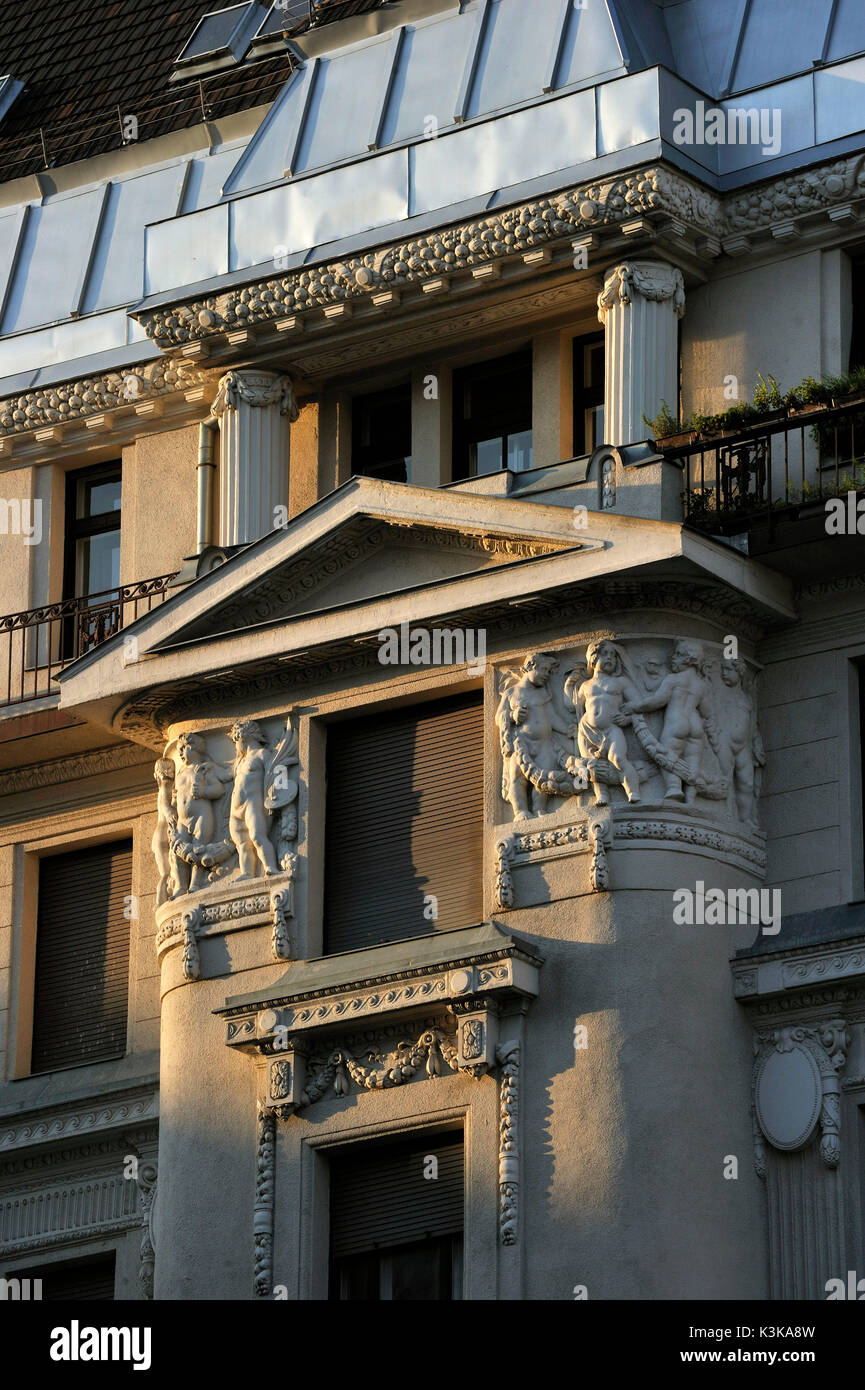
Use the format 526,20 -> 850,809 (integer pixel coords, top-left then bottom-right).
212,370 -> 298,547
597,261 -> 685,447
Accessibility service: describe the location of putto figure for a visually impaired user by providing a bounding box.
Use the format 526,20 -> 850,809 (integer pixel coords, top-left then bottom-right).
620,639 -> 720,803
567,639 -> 642,805
152,758 -> 176,905
172,732 -> 232,892
230,718 -> 299,878
496,651 -> 574,819
717,658 -> 765,828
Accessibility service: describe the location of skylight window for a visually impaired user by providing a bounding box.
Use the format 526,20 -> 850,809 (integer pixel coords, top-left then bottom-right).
0,75 -> 24,126
248,1 -> 307,57
172,2 -> 268,80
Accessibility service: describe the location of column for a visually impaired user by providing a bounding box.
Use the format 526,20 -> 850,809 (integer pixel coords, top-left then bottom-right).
212,370 -> 298,547
597,261 -> 685,447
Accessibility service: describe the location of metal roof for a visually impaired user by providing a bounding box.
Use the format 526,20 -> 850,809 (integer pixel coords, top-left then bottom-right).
3,0 -> 865,397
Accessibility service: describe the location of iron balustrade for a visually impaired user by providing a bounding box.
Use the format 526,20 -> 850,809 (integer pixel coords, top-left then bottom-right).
657,395 -> 865,534
0,573 -> 176,708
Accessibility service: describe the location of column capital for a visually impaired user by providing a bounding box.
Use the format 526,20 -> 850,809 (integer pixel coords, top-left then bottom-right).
597,260 -> 685,324
212,369 -> 299,421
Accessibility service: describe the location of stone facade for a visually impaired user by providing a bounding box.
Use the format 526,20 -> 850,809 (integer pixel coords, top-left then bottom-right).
1,0 -> 865,1306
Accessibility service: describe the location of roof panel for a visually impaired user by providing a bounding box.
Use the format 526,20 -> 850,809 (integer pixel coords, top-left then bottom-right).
466,0 -> 564,118
294,35 -> 394,172
732,0 -> 833,91
379,13 -> 475,145
555,0 -> 626,89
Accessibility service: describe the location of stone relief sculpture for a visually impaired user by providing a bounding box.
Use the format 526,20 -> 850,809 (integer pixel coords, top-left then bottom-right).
153,713 -> 300,902
618,639 -> 725,805
565,639 -> 642,805
495,652 -> 575,819
717,658 -> 765,829
230,718 -> 299,878
496,637 -> 763,829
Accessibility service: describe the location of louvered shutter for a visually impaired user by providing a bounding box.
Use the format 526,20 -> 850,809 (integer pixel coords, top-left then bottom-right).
13,1253 -> 116,1300
31,841 -> 132,1074
324,692 -> 483,953
330,1133 -> 464,1259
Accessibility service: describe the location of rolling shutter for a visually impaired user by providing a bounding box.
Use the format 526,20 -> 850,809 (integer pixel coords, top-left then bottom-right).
330,1132 -> 464,1259
13,1253 -> 116,1300
31,841 -> 132,1075
324,692 -> 483,953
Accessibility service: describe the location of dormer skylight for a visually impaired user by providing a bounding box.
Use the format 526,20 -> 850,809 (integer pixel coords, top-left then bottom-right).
0,76 -> 24,127
171,2 -> 268,82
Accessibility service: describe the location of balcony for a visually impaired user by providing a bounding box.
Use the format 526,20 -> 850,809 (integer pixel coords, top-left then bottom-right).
0,574 -> 176,709
658,396 -> 865,545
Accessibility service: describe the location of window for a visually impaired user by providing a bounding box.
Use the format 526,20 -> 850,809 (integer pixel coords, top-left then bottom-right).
573,332 -> 605,455
452,350 -> 532,479
323,692 -> 483,953
62,462 -> 122,657
30,841 -> 132,1075
351,384 -> 412,483
329,1132 -> 463,1300
9,1252 -> 116,1300
64,462 -> 121,600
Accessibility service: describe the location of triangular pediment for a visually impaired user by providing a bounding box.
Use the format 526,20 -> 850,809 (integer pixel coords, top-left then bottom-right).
55,477 -> 796,747
159,511 -> 577,648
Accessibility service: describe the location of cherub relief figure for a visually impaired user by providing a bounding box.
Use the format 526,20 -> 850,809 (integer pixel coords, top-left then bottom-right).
152,758 -> 176,906
620,638 -> 721,804
496,651 -> 574,819
717,658 -> 765,828
172,731 -> 232,892
566,639 -> 642,805
230,718 -> 299,878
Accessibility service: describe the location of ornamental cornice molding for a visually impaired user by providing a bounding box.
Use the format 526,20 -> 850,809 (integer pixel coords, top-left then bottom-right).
733,937 -> 865,999
0,743 -> 156,798
129,154 -> 865,355
134,165 -> 715,351
0,1085 -> 159,1154
222,939 -> 541,1045
0,358 -> 216,440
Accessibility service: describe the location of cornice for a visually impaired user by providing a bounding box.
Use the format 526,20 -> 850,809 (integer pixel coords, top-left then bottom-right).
0,1084 -> 159,1155
0,358 -> 218,446
0,743 -> 155,798
3,154 -> 864,441
132,164 -> 721,354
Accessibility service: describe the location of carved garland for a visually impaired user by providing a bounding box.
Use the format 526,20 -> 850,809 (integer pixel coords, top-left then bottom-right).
0,359 -> 212,436
258,1024 -> 523,1248
253,1105 -> 276,1298
136,1162 -> 157,1301
135,166 -> 708,350
497,1040 -> 520,1246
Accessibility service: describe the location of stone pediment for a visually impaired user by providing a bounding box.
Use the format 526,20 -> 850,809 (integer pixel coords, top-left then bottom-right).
153,510 -> 576,650
55,477 -> 796,747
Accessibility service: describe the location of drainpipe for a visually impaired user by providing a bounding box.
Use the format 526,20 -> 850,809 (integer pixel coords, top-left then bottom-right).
196,416 -> 219,554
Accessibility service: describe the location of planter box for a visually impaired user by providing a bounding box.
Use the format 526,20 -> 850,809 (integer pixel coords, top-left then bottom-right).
656,430 -> 698,449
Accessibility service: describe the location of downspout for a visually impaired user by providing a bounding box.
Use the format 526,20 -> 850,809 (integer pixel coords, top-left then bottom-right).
197,416 -> 219,553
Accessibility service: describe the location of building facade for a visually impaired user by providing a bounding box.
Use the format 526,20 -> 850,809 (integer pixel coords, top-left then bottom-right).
0,0 -> 864,1301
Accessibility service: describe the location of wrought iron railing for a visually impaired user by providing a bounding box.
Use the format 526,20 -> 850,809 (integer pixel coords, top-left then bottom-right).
0,573 -> 176,708
658,396 -> 865,534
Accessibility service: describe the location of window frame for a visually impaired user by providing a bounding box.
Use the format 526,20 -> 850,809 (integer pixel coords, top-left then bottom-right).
451,348 -> 533,480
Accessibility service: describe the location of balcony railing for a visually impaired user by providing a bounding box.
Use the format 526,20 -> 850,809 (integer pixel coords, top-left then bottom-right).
657,395 -> 865,534
0,573 -> 176,708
